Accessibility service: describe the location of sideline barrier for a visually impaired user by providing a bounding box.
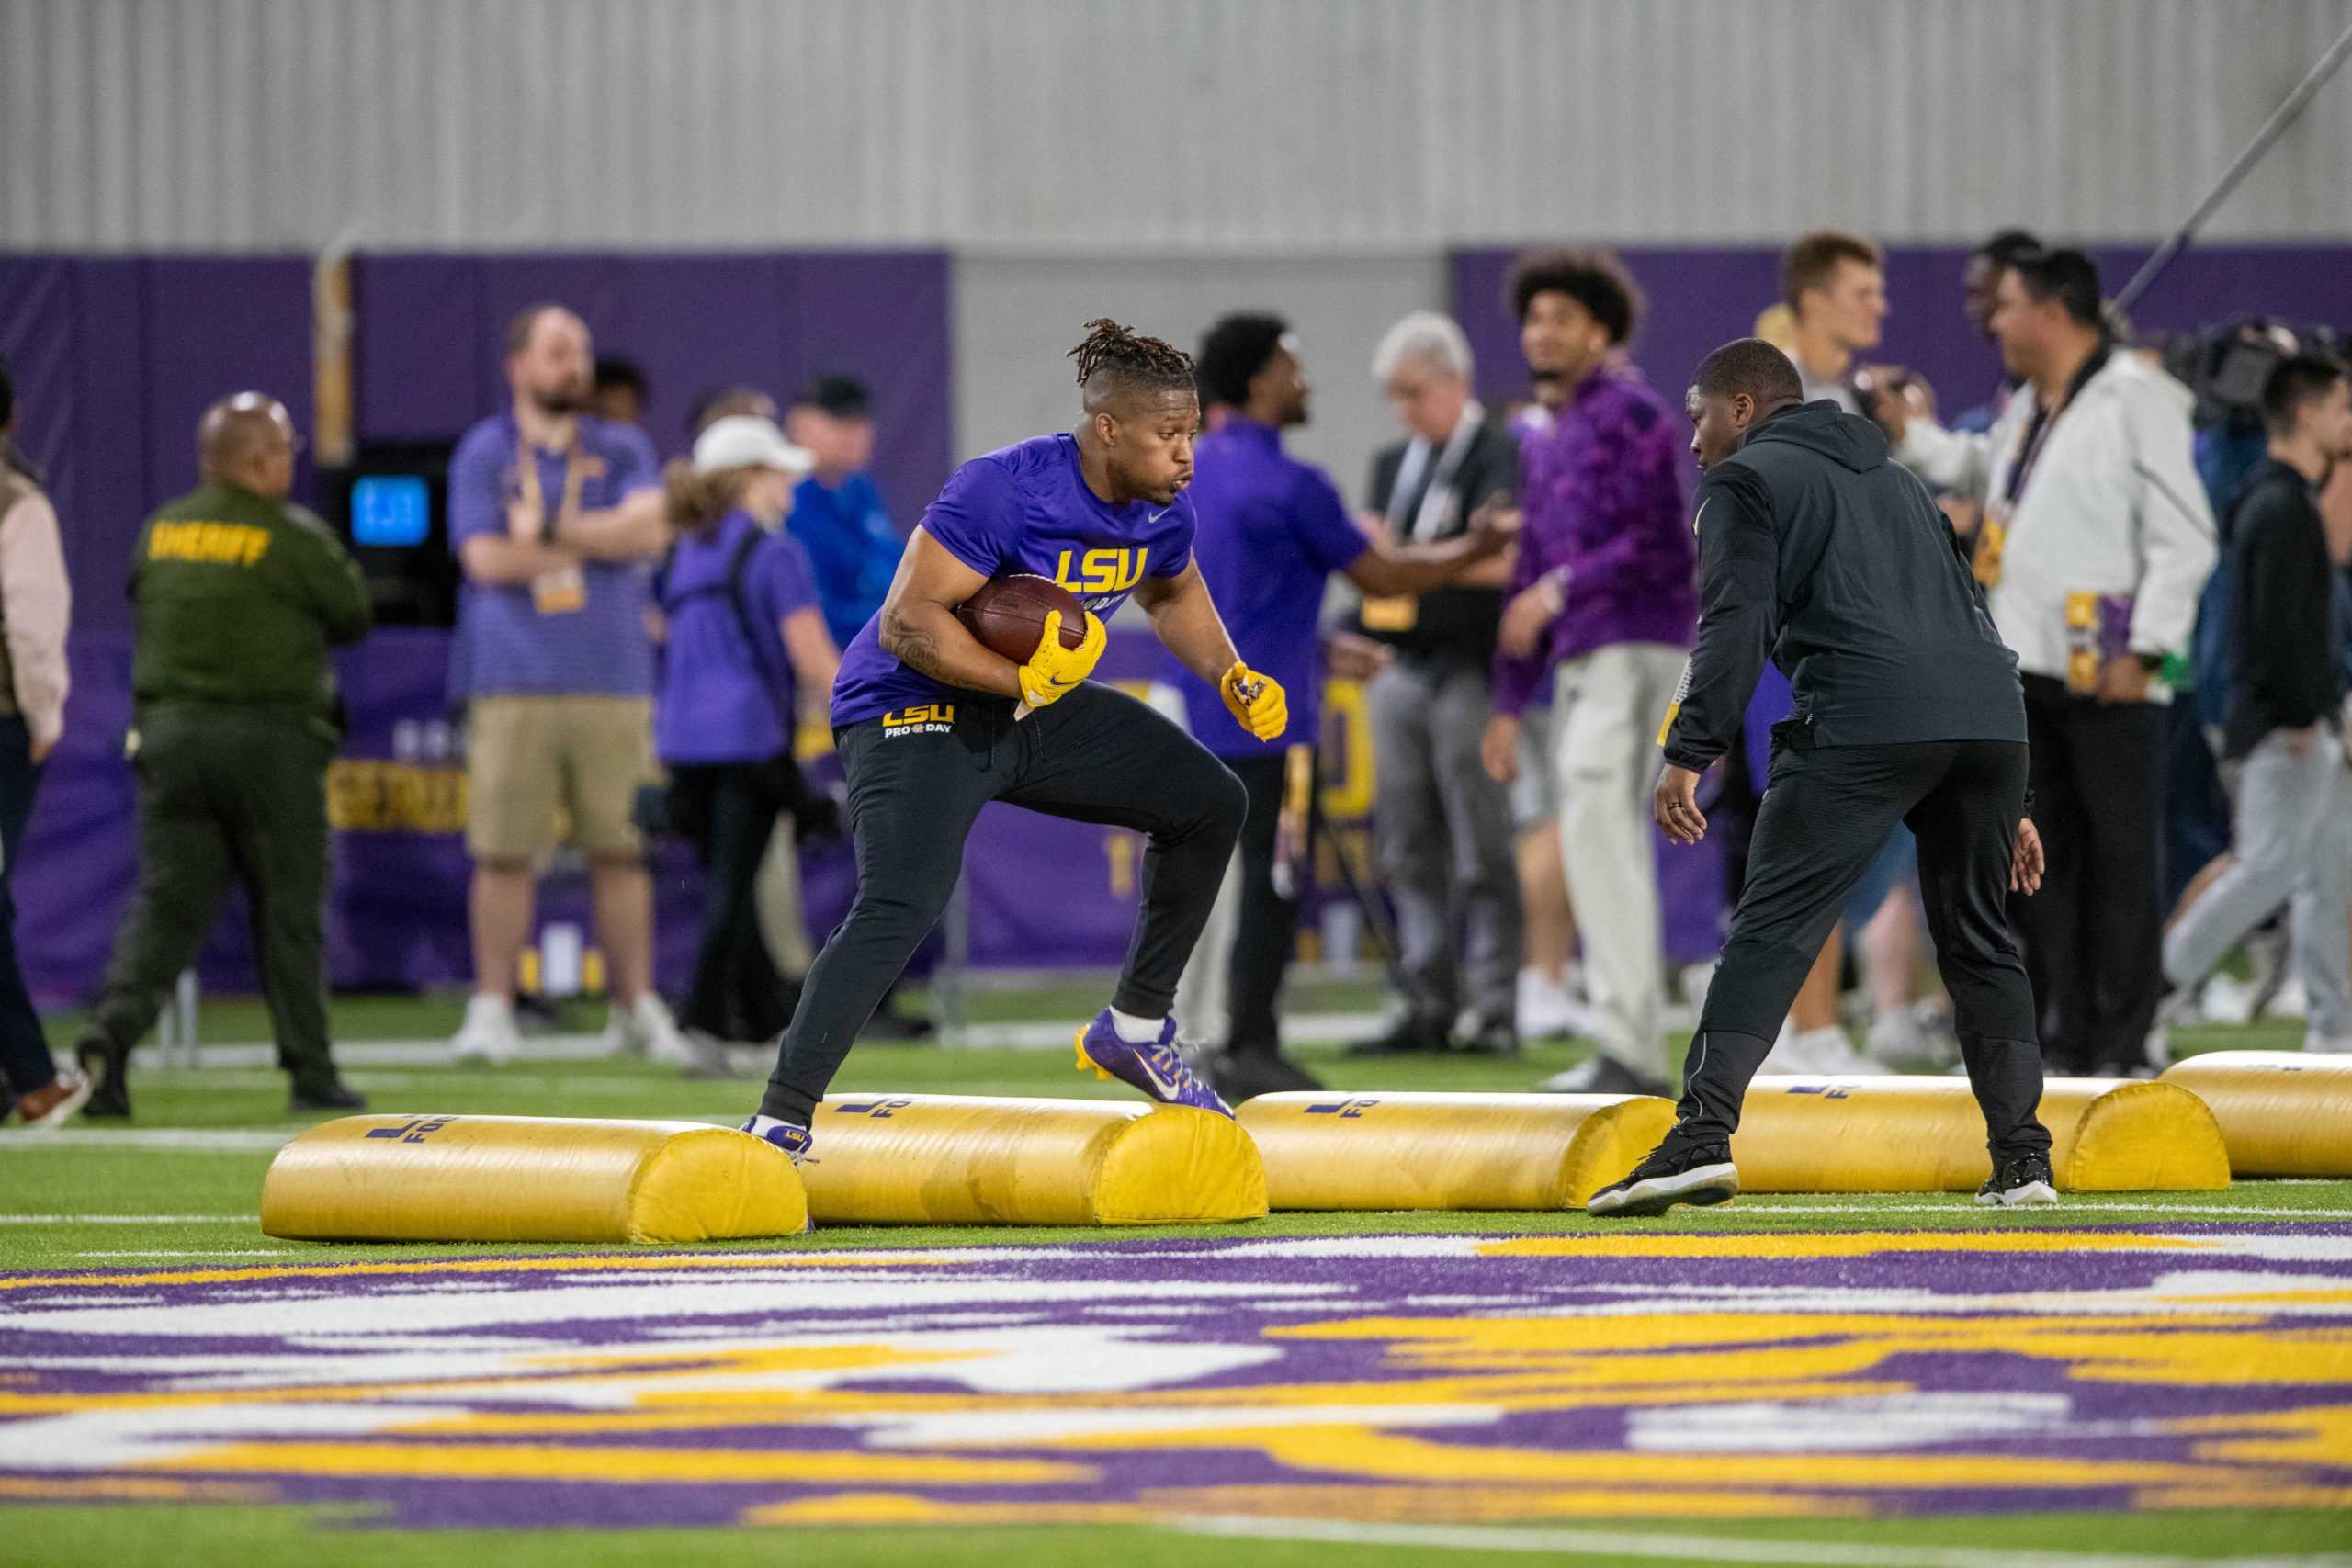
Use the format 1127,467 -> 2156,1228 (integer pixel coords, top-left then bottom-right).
260,1114 -> 808,1243
798,1094 -> 1266,1225
1238,1092 -> 1677,1211
2160,1051 -> 2352,1177
1726,1077 -> 2232,1193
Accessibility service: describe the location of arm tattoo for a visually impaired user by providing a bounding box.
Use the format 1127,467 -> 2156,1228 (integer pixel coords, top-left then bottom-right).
881,608 -> 946,678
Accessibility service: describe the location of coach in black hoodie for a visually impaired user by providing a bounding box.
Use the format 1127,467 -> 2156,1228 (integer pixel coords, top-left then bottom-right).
1589,338 -> 2055,1218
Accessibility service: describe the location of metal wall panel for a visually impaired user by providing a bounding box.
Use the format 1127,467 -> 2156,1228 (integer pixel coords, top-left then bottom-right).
5,0 -> 2348,250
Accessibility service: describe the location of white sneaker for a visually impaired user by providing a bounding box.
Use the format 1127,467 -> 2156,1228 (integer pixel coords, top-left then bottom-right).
1518,968 -> 1585,1041
2196,972 -> 2247,1025
1758,1019 -> 1806,1073
1865,1007 -> 1951,1070
1792,1024 -> 1891,1076
451,994 -> 520,1066
2267,973 -> 2309,1021
610,992 -> 692,1065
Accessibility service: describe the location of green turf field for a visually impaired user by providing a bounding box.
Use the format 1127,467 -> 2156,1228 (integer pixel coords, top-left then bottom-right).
4,993 -> 2346,1565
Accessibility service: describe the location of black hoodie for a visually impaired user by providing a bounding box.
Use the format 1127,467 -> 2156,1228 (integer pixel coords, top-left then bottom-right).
1660,400 -> 2026,773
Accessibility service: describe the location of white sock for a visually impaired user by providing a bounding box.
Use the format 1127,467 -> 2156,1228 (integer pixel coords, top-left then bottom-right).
1110,1008 -> 1165,1044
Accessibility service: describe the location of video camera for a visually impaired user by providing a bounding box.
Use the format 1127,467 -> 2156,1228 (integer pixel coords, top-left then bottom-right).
2162,319 -> 2349,431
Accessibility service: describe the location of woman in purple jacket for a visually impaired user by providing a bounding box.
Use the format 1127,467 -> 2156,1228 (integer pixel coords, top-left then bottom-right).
656,417 -> 841,1056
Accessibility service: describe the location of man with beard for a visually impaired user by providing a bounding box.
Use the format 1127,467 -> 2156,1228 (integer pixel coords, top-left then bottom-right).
444,304 -> 689,1068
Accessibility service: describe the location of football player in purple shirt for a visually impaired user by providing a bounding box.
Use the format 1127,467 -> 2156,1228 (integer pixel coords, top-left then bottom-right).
741,321 -> 1287,1163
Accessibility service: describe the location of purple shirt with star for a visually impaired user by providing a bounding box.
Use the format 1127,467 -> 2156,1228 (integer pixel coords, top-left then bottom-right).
828,434 -> 1196,728
1158,417 -> 1368,759
1491,364 -> 1696,717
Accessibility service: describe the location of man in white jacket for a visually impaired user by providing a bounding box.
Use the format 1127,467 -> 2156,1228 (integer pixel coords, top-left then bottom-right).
1885,248 -> 2216,1076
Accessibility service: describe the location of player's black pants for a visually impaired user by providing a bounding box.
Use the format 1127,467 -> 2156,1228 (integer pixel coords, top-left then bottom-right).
760,685 -> 1248,1124
1679,737 -> 2051,1163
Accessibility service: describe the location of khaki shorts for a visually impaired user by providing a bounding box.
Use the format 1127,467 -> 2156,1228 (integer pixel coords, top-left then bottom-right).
466,695 -> 656,862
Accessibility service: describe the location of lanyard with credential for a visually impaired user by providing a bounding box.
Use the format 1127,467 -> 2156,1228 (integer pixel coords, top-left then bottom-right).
515,432 -> 588,532
518,429 -> 591,614
2000,344 -> 2110,513
1389,402 -> 1486,541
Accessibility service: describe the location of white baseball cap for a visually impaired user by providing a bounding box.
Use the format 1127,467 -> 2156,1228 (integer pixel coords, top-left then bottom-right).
692,415 -> 813,476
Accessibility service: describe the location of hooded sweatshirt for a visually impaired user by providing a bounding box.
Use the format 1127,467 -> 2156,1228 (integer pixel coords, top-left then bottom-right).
1659,400 -> 2025,773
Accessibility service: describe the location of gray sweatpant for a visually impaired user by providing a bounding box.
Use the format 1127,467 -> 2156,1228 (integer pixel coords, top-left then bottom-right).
2164,728 -> 2351,1045
1368,657 -> 1522,1031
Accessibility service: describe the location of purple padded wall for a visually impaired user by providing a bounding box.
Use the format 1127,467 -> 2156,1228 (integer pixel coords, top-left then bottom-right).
353,251 -> 953,524
0,254 -> 314,635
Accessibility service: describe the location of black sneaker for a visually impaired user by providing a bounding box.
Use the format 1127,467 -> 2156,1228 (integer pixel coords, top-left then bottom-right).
1586,1133 -> 1739,1217
1976,1151 -> 2058,1208
1456,1017 -> 1521,1058
76,1038 -> 130,1120
1344,1016 -> 1449,1058
289,1077 -> 368,1113
1538,1052 -> 1672,1099
1206,1050 -> 1325,1102
860,1004 -> 934,1043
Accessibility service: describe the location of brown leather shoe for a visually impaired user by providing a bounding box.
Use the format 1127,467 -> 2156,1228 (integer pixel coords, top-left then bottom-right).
13,1067 -> 94,1130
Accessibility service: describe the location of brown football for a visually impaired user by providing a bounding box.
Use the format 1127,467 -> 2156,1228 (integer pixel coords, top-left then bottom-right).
955,573 -> 1088,663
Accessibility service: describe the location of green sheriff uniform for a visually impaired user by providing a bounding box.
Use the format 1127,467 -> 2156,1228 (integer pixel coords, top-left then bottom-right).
75,482 -> 372,1113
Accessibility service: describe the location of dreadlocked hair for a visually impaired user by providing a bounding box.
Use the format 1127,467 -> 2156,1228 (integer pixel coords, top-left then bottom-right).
1067,318 -> 1194,399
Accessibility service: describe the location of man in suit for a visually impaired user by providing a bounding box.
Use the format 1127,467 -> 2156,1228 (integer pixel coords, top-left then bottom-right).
1350,312 -> 1524,1056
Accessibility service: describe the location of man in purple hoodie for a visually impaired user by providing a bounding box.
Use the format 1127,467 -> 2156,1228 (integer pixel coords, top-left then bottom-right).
1480,250 -> 1695,1097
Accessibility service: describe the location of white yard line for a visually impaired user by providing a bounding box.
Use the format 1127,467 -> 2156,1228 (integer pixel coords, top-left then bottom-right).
0,1129 -> 296,1152
1178,1517 -> 2352,1568
0,1213 -> 258,1224
73,1248 -> 291,1258
1740,1201 -> 2352,1218
136,1035 -> 621,1070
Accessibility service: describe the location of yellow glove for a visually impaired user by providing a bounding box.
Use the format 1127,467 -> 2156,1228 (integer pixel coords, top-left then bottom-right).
1018,609 -> 1107,708
1219,661 -> 1288,742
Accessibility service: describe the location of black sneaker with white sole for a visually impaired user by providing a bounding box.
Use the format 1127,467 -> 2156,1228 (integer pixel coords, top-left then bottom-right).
1976,1152 -> 2058,1207
1585,1134 -> 1739,1218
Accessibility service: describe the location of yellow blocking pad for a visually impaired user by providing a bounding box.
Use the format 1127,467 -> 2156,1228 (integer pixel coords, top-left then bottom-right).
1238,1092 -> 1677,1211
2160,1051 -> 2352,1177
798,1095 -> 1265,1225
1727,1077 -> 2231,1193
260,1115 -> 808,1244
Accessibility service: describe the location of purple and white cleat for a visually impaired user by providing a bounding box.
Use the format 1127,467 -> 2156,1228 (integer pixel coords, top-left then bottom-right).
740,1115 -> 813,1164
1074,1010 -> 1233,1117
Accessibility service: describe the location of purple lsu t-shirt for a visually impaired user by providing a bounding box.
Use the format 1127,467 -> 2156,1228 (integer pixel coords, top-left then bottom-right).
447,412 -> 662,699
655,510 -> 821,766
1159,419 -> 1368,758
830,434 -> 1196,727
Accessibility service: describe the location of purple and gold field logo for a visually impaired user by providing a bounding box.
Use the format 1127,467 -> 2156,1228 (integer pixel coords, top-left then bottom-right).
2,1226 -> 2350,1530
